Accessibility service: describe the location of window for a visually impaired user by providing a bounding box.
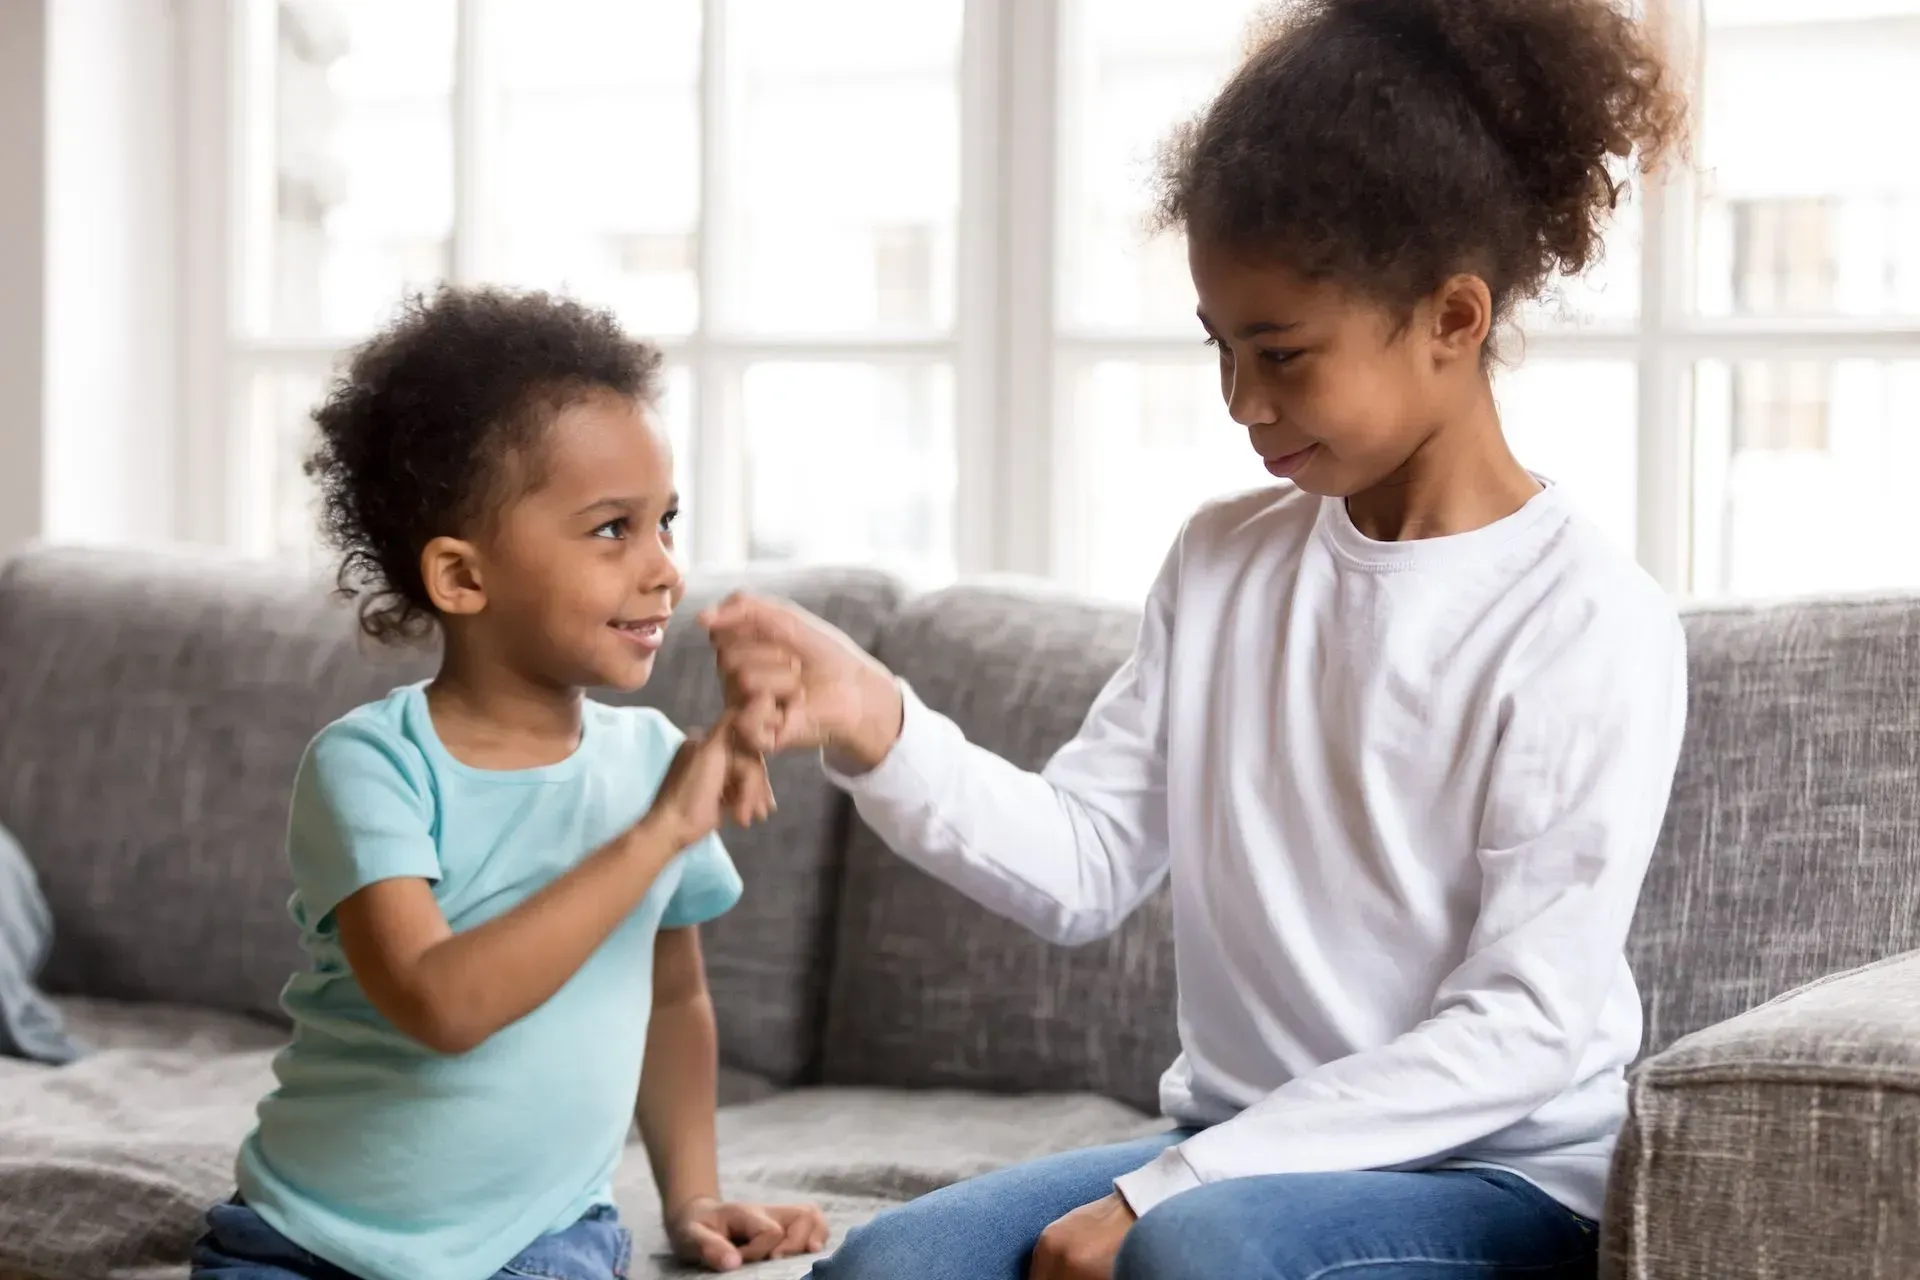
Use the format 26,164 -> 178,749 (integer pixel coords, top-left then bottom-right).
185,0 -> 1920,601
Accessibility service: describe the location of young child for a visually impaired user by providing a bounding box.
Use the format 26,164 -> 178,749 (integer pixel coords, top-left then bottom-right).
703,1 -> 1688,1278
193,288 -> 828,1280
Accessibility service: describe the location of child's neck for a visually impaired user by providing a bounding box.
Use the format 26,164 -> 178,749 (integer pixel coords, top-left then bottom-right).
1345,377 -> 1540,543
426,637 -> 585,771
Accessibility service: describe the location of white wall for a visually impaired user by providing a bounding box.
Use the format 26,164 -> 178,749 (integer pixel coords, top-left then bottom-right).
0,2 -> 48,557
44,0 -> 180,547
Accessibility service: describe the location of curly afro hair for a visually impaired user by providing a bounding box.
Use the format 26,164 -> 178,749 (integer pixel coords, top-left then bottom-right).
1158,0 -> 1688,340
307,286 -> 665,644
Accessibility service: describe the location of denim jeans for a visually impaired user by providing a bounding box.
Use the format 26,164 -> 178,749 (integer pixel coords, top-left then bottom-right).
809,1130 -> 1598,1280
189,1199 -> 631,1280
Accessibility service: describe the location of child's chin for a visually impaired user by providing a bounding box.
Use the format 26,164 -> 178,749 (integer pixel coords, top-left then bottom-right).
598,655 -> 656,694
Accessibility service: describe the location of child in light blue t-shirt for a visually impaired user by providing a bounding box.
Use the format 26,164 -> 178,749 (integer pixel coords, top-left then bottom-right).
193,287 -> 827,1280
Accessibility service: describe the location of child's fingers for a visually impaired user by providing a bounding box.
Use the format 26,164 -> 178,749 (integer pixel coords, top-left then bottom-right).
726,1207 -> 786,1261
772,1210 -> 817,1258
680,1221 -> 741,1271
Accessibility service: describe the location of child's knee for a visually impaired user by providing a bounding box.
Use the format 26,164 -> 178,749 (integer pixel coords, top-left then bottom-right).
1116,1189 -> 1256,1280
806,1214 -> 933,1280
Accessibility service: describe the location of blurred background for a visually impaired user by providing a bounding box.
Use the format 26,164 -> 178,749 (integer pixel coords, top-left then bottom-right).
1,0 -> 1917,603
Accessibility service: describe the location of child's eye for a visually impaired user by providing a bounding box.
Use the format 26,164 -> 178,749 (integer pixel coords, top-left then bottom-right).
1259,349 -> 1300,368
592,517 -> 629,540
659,507 -> 680,536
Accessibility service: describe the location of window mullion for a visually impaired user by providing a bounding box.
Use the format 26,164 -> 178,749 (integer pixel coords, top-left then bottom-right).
1633,0 -> 1705,594
999,0 -> 1061,579
692,0 -> 746,566
450,0 -> 487,284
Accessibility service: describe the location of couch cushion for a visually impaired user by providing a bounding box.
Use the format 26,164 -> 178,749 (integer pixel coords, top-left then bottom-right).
819,583 -> 1181,1113
0,999 -> 1153,1280
0,546 -> 901,1085
1630,596 -> 1920,1057
1603,949 -> 1920,1278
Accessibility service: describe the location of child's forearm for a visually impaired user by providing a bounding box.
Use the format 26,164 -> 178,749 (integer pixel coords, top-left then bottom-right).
637,987 -> 723,1218
344,817 -> 684,1055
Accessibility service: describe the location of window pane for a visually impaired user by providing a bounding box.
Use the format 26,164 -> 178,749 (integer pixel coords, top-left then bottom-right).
1057,0 -> 1262,334
740,363 -> 955,581
1494,360 -> 1639,556
1696,4 -> 1920,317
660,364 -> 696,563
245,1 -> 455,338
1692,358 -> 1920,596
1066,358 -> 1256,602
720,1 -> 961,334
248,368 -> 329,563
485,1 -> 702,335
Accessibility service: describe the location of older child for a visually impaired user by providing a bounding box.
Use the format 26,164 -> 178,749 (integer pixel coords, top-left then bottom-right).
706,1 -> 1689,1277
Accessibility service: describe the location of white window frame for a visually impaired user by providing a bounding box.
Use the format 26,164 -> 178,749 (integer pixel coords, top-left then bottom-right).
180,0 -> 1920,594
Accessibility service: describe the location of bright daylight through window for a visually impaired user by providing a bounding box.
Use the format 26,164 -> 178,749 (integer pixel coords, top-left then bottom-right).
192,0 -> 1920,601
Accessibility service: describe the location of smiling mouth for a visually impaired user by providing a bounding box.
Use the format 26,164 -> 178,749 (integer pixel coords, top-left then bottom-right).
610,616 -> 668,652
1263,445 -> 1318,479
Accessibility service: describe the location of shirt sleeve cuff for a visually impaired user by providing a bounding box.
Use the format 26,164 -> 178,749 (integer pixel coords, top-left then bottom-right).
1113,1145 -> 1203,1217
819,678 -> 934,802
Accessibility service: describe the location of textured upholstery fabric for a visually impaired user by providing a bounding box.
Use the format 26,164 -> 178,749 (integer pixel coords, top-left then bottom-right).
819,582 -> 1182,1113
1629,596 -> 1920,1057
1603,950 -> 1920,1279
0,548 -> 437,1020
0,547 -> 900,1085
0,999 -> 1155,1280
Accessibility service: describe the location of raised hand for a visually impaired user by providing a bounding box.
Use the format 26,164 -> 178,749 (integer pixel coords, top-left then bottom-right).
698,594 -> 904,772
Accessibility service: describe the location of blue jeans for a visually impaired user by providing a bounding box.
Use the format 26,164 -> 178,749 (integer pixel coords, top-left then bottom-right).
189,1199 -> 631,1280
809,1131 -> 1598,1280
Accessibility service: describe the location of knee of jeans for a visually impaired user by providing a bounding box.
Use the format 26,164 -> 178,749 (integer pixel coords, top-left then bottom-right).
1115,1191 -> 1244,1280
806,1215 -> 926,1280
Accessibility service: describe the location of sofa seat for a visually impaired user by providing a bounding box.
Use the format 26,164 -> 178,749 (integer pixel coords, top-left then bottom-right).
0,1000 -> 1161,1280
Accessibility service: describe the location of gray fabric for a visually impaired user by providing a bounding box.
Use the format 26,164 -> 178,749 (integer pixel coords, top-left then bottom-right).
600,568 -> 905,1085
820,583 -> 1181,1113
0,999 -> 1154,1280
1602,949 -> 1920,1279
0,547 -> 899,1086
1629,596 -> 1920,1058
0,821 -> 80,1064
0,548 -> 437,1021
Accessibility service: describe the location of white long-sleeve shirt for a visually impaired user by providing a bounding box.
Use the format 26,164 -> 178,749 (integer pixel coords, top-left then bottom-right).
825,482 -> 1687,1221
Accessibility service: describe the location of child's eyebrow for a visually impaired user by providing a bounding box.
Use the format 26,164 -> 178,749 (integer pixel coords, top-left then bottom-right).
1196,311 -> 1301,339
572,493 -> 679,518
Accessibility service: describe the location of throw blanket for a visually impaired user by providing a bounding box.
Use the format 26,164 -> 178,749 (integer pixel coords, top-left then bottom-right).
0,820 -> 82,1063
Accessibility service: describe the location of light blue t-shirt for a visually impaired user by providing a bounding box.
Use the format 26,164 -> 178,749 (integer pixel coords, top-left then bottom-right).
236,683 -> 743,1280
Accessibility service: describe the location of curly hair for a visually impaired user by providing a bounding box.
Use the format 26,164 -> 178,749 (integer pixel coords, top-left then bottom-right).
307,286 -> 665,643
1157,0 -> 1688,337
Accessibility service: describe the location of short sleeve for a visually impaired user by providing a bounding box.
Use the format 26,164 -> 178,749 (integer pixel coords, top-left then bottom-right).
288,718 -> 443,923
660,833 -> 743,928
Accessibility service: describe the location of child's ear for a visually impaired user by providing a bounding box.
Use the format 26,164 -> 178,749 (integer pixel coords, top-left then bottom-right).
420,536 -> 487,617
1427,273 -> 1493,367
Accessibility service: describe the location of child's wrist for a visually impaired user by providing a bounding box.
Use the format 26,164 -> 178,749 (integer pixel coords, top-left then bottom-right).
836,671 -> 905,773
630,811 -> 697,859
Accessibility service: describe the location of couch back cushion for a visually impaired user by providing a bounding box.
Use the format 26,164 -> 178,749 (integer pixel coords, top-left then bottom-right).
820,584 -> 1181,1113
0,546 -> 899,1085
1630,596 -> 1920,1056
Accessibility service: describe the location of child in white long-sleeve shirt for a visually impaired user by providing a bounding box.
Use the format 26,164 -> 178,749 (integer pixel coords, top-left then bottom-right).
701,1 -> 1690,1278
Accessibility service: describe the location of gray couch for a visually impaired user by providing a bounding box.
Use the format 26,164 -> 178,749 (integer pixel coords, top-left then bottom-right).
0,545 -> 1916,1280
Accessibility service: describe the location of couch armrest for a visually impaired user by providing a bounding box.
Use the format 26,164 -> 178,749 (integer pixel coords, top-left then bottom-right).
1602,949 -> 1920,1279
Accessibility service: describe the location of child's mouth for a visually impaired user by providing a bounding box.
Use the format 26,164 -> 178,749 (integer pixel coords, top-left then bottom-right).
610,617 -> 668,653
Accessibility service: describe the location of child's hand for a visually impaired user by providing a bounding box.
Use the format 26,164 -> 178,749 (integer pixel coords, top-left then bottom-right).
700,594 -> 904,772
646,714 -> 741,851
720,747 -> 775,828
668,1195 -> 830,1271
